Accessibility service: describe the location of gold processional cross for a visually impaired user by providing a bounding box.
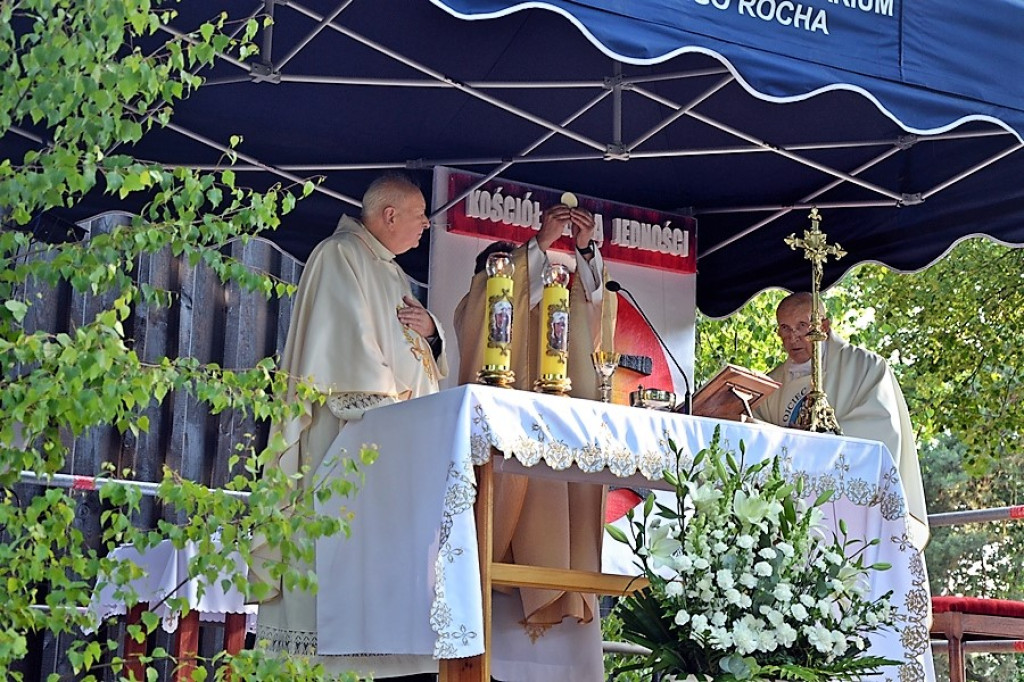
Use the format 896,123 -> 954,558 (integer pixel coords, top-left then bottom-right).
784,208 -> 847,435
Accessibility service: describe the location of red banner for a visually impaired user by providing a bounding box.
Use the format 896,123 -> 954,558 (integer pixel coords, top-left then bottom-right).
442,170 -> 697,274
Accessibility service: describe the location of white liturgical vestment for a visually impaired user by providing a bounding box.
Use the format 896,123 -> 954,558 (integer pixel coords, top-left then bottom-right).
753,332 -> 928,548
253,215 -> 447,675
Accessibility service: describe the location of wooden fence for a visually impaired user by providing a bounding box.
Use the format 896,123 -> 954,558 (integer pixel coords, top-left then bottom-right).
9,212 -> 304,680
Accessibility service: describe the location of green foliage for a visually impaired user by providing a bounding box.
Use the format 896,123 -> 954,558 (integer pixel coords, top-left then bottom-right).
839,240 -> 1024,476
602,604 -> 653,681
701,239 -> 1024,477
695,290 -> 786,384
1,2 -> 349,680
921,436 -> 1024,681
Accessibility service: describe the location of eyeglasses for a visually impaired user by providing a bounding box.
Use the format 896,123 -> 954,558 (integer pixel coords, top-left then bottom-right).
777,321 -> 811,338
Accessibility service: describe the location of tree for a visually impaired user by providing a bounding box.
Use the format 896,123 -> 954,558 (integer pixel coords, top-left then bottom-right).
840,240 -> 1024,476
693,239 -> 1024,680
1,2 -> 359,679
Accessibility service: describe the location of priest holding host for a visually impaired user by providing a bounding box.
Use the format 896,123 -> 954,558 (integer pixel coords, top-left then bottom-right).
753,291 -> 929,549
453,200 -> 616,681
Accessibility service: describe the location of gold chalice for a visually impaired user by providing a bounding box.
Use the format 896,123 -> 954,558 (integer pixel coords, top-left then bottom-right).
591,350 -> 620,403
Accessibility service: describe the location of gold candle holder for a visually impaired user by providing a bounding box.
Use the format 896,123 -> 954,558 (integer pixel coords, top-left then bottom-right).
591,350 -> 620,403
477,251 -> 516,388
534,263 -> 571,396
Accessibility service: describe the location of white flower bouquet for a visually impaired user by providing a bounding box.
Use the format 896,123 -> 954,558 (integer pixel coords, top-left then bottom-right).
607,427 -> 898,682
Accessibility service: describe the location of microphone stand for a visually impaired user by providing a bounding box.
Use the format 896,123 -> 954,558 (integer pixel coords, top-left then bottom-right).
606,281 -> 693,415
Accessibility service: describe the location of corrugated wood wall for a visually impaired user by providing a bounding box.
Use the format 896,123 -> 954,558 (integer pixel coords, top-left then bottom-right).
9,213 -> 304,681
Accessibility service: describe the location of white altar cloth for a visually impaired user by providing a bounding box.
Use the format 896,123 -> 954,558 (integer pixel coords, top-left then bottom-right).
314,384 -> 934,682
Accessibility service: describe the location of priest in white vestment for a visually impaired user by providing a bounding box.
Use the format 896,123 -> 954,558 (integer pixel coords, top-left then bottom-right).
252,174 -> 448,678
753,292 -> 929,549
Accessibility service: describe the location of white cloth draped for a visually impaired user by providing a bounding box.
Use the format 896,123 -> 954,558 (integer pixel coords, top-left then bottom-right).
89,538 -> 257,634
313,384 -> 934,682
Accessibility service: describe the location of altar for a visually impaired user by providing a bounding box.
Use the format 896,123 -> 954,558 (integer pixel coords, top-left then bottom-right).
313,384 -> 933,682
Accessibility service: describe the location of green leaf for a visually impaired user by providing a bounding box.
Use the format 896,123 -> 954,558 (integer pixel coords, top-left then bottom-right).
4,299 -> 28,322
605,523 -> 629,544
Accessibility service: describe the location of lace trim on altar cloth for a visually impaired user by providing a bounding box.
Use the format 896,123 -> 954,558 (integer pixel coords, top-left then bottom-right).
326,391 -> 398,421
430,461 -> 481,657
468,402 -> 909,523
898,548 -> 933,682
256,623 -> 318,656
258,618 -> 438,659
469,402 -> 676,479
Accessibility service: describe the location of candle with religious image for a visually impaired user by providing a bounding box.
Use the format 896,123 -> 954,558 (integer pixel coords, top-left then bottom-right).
537,263 -> 571,383
477,251 -> 516,387
483,252 -> 514,368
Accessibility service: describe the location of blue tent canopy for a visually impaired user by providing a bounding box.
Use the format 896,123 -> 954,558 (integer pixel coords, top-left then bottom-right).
7,0 -> 1024,316
436,0 -> 1024,136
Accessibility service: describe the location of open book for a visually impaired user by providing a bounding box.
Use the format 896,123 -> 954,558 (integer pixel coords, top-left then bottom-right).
692,363 -> 780,421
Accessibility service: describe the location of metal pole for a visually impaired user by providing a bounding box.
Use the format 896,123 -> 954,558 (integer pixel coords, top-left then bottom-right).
932,639 -> 1024,654
18,471 -> 251,500
929,505 -> 1024,527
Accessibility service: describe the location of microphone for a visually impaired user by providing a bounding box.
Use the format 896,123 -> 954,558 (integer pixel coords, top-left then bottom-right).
605,280 -> 693,415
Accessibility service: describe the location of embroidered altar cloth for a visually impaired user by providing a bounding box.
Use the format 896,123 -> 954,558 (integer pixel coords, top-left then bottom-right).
314,384 -> 933,682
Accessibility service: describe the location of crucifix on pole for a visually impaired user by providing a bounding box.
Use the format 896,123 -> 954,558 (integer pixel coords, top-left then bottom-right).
784,208 -> 847,435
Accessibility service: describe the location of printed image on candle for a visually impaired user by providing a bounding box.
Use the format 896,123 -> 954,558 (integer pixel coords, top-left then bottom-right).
548,310 -> 568,352
489,299 -> 512,344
